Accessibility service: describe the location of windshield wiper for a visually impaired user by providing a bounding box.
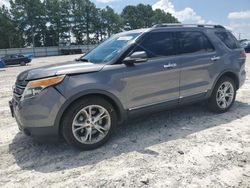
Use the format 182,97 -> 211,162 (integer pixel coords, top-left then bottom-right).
80,58 -> 89,62
76,58 -> 89,62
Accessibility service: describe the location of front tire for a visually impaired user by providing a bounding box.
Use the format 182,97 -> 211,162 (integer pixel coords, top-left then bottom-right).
208,76 -> 236,113
62,96 -> 117,150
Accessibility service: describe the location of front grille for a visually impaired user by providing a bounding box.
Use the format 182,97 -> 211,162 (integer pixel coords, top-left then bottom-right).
13,84 -> 26,102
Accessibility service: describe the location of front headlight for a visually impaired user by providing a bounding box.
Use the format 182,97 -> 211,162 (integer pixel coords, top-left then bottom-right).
21,75 -> 65,101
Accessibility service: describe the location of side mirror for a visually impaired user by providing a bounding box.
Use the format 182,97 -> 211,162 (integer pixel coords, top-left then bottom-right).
123,51 -> 148,65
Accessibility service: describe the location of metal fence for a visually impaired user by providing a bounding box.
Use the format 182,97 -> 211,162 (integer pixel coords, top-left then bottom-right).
0,45 -> 96,58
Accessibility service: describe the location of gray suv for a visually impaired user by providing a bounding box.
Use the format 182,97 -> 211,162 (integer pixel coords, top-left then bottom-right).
9,24 -> 246,150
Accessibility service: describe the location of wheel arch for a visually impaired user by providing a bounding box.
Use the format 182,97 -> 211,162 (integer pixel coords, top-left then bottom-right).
55,90 -> 127,137
208,70 -> 239,97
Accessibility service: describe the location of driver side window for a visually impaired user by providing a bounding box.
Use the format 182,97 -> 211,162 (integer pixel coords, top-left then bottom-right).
134,32 -> 175,58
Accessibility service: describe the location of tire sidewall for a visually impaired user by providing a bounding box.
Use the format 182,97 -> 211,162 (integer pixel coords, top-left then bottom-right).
20,61 -> 26,66
62,97 -> 117,150
209,77 -> 236,113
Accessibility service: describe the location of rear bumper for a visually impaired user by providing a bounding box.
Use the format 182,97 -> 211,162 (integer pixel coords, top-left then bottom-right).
239,67 -> 246,88
9,87 -> 66,140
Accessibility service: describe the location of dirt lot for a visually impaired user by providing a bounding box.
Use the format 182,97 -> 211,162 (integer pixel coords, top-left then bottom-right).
0,54 -> 250,187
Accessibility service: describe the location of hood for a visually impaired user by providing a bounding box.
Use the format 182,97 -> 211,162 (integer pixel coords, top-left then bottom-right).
18,61 -> 105,81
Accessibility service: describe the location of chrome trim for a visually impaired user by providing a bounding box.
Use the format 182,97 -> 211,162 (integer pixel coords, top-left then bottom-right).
180,90 -> 208,99
16,85 -> 26,89
13,93 -> 22,98
128,98 -> 178,111
211,56 -> 221,61
128,91 -> 208,111
164,63 -> 177,69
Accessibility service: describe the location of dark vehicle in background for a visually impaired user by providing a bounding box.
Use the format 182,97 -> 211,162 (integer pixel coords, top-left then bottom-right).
240,40 -> 250,53
2,54 -> 32,66
0,58 -> 6,68
244,43 -> 250,53
61,48 -> 82,55
10,24 -> 246,150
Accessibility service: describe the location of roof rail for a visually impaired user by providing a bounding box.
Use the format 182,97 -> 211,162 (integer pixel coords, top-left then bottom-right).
152,23 -> 225,29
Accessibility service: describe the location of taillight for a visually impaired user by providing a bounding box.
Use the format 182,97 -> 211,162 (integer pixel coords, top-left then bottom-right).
241,50 -> 246,59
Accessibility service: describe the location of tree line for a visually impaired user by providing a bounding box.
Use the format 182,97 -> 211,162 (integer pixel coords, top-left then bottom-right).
0,0 -> 178,49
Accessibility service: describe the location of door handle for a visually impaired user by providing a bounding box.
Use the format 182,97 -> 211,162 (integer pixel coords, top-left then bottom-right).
211,56 -> 221,61
163,63 -> 177,69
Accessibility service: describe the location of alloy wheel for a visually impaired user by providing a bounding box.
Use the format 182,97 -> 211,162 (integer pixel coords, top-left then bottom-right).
216,81 -> 235,109
72,105 -> 111,144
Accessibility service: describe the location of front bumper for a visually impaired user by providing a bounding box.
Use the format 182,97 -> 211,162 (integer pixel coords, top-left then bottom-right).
9,87 -> 66,140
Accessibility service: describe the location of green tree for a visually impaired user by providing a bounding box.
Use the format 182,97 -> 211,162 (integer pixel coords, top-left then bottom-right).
10,0 -> 46,47
152,9 -> 179,24
121,4 -> 178,30
1,1 -> 179,48
136,4 -> 154,28
70,0 -> 97,44
121,5 -> 139,30
101,6 -> 121,37
0,5 -> 23,48
44,0 -> 71,46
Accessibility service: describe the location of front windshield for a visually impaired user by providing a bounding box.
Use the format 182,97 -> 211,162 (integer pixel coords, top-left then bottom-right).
82,32 -> 141,64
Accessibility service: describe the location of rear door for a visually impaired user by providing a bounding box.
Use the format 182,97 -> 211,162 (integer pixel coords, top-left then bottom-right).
176,31 -> 219,101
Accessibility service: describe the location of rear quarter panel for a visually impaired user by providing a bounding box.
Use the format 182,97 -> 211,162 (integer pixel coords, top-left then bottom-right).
207,30 -> 246,91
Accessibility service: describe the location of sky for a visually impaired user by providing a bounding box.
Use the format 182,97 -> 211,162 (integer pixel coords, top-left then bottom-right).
93,0 -> 250,39
1,0 -> 250,39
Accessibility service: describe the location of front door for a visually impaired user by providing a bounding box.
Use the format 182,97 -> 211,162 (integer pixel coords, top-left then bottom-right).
123,31 -> 180,110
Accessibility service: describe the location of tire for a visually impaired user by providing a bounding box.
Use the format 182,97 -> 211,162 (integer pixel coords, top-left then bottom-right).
20,61 -> 26,66
207,76 -> 236,113
62,96 -> 117,150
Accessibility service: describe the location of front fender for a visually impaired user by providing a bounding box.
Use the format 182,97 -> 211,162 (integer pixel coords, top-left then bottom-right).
53,88 -> 127,136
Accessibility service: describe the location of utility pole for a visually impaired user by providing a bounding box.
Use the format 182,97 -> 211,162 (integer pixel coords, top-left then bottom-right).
31,25 -> 35,57
86,2 -> 90,46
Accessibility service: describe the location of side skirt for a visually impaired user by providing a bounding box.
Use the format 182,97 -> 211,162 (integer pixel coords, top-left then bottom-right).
127,92 -> 208,119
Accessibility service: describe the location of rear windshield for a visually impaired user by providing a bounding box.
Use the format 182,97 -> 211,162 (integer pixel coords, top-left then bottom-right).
215,31 -> 240,49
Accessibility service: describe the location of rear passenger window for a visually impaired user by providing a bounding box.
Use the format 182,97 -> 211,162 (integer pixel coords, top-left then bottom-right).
215,32 -> 240,49
135,32 -> 175,58
176,31 -> 214,55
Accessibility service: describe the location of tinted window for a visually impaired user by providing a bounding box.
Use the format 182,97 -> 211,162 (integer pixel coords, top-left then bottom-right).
176,31 -> 214,55
215,32 -> 240,49
135,32 -> 175,58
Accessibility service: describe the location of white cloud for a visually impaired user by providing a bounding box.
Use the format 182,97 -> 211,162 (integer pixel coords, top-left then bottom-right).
228,10 -> 250,20
228,10 -> 250,39
96,0 -> 119,3
0,0 -> 10,7
152,0 -> 205,24
228,22 -> 250,39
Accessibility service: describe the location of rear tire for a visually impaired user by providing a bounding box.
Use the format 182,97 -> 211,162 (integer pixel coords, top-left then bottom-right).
207,76 -> 236,113
62,96 -> 117,150
20,61 -> 26,66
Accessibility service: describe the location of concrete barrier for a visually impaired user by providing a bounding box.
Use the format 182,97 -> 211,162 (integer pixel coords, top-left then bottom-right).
0,45 -> 96,58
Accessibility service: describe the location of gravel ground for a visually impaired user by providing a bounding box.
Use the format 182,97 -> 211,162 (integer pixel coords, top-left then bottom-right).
0,54 -> 250,187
